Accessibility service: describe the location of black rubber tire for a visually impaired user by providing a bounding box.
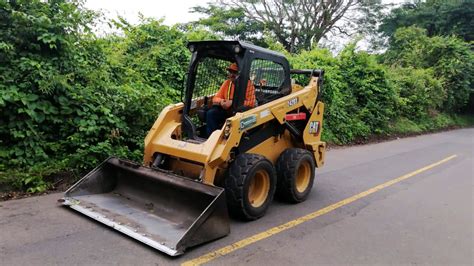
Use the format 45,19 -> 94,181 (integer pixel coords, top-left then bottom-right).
276,148 -> 316,203
224,153 -> 277,221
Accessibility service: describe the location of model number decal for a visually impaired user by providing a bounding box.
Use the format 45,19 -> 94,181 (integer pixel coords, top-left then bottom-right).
288,97 -> 298,107
260,109 -> 270,118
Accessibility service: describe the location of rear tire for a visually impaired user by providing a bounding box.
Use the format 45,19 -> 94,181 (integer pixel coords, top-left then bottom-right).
224,153 -> 276,220
276,148 -> 315,203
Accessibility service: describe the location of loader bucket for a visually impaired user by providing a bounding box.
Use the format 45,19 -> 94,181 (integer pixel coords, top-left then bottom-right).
61,157 -> 229,256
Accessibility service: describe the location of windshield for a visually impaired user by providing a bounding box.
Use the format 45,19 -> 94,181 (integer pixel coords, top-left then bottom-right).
193,56 -> 233,100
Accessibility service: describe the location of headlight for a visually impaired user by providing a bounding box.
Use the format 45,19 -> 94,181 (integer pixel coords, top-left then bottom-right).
234,45 -> 242,54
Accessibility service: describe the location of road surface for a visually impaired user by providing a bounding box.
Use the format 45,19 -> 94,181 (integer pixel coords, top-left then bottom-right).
1,128 -> 472,265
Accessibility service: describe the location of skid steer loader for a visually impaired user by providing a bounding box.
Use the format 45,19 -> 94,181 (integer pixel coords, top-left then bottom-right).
61,41 -> 326,256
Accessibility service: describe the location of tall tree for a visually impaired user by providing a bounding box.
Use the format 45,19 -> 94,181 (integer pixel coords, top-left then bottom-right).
190,4 -> 266,46
192,0 -> 383,53
379,0 -> 474,42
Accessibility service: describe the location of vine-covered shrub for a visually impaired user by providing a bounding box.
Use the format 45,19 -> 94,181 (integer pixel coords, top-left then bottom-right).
388,67 -> 444,120
0,1 -> 189,192
0,2 -> 471,193
383,26 -> 473,112
290,45 -> 398,144
337,46 -> 397,137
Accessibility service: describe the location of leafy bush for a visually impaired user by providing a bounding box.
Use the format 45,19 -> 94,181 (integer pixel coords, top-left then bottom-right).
388,113 -> 473,136
388,67 -> 445,119
290,48 -> 357,144
0,1 -> 190,192
379,0 -> 474,42
105,17 -> 190,96
383,26 -> 474,112
337,45 -> 397,137
0,2 -> 471,193
290,45 -> 398,144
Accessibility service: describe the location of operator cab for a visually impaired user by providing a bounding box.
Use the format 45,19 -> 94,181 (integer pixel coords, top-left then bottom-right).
182,40 -> 291,140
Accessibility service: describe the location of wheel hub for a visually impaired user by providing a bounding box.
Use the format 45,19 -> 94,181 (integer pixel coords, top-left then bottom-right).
295,161 -> 311,193
248,170 -> 270,208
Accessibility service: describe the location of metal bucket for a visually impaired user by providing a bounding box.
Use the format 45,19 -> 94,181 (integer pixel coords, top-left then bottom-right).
61,157 -> 229,256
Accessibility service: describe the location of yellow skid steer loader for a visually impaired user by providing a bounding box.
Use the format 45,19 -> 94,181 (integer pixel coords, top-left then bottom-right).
61,41 -> 326,256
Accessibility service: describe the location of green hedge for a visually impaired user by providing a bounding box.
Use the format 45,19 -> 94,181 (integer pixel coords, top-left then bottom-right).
0,1 -> 188,192
0,2 -> 472,193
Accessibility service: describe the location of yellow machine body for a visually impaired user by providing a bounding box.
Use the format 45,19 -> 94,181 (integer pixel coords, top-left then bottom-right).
62,41 -> 326,256
143,76 -> 326,185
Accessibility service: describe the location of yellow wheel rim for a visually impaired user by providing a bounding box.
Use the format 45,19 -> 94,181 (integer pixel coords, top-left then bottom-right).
296,161 -> 311,193
248,170 -> 270,208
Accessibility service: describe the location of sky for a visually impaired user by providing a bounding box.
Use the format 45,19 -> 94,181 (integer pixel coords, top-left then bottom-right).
84,0 -> 407,51
85,0 -> 210,26
85,0 -> 407,27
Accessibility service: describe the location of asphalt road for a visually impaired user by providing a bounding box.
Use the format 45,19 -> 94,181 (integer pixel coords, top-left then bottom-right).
1,128 -> 472,265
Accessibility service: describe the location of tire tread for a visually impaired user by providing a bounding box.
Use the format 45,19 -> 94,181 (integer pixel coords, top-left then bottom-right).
224,153 -> 276,220
276,148 -> 315,203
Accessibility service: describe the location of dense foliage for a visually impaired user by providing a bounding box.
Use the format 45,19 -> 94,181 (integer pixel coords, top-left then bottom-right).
380,0 -> 474,42
290,46 -> 398,144
0,0 -> 189,192
190,5 -> 266,47
0,0 -> 472,193
383,26 -> 473,112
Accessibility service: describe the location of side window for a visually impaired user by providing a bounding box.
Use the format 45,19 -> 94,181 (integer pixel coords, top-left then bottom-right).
250,59 -> 285,104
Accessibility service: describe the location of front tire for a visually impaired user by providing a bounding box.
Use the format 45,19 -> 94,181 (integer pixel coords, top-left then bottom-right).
276,148 -> 316,203
224,153 -> 276,220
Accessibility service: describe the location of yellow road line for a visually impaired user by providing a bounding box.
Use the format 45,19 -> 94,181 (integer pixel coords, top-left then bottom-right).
182,154 -> 457,266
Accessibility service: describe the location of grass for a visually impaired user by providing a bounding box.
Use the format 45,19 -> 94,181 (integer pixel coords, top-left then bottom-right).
389,113 -> 474,135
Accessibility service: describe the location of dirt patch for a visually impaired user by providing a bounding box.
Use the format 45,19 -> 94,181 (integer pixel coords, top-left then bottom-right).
1,191 -> 32,201
45,171 -> 79,191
